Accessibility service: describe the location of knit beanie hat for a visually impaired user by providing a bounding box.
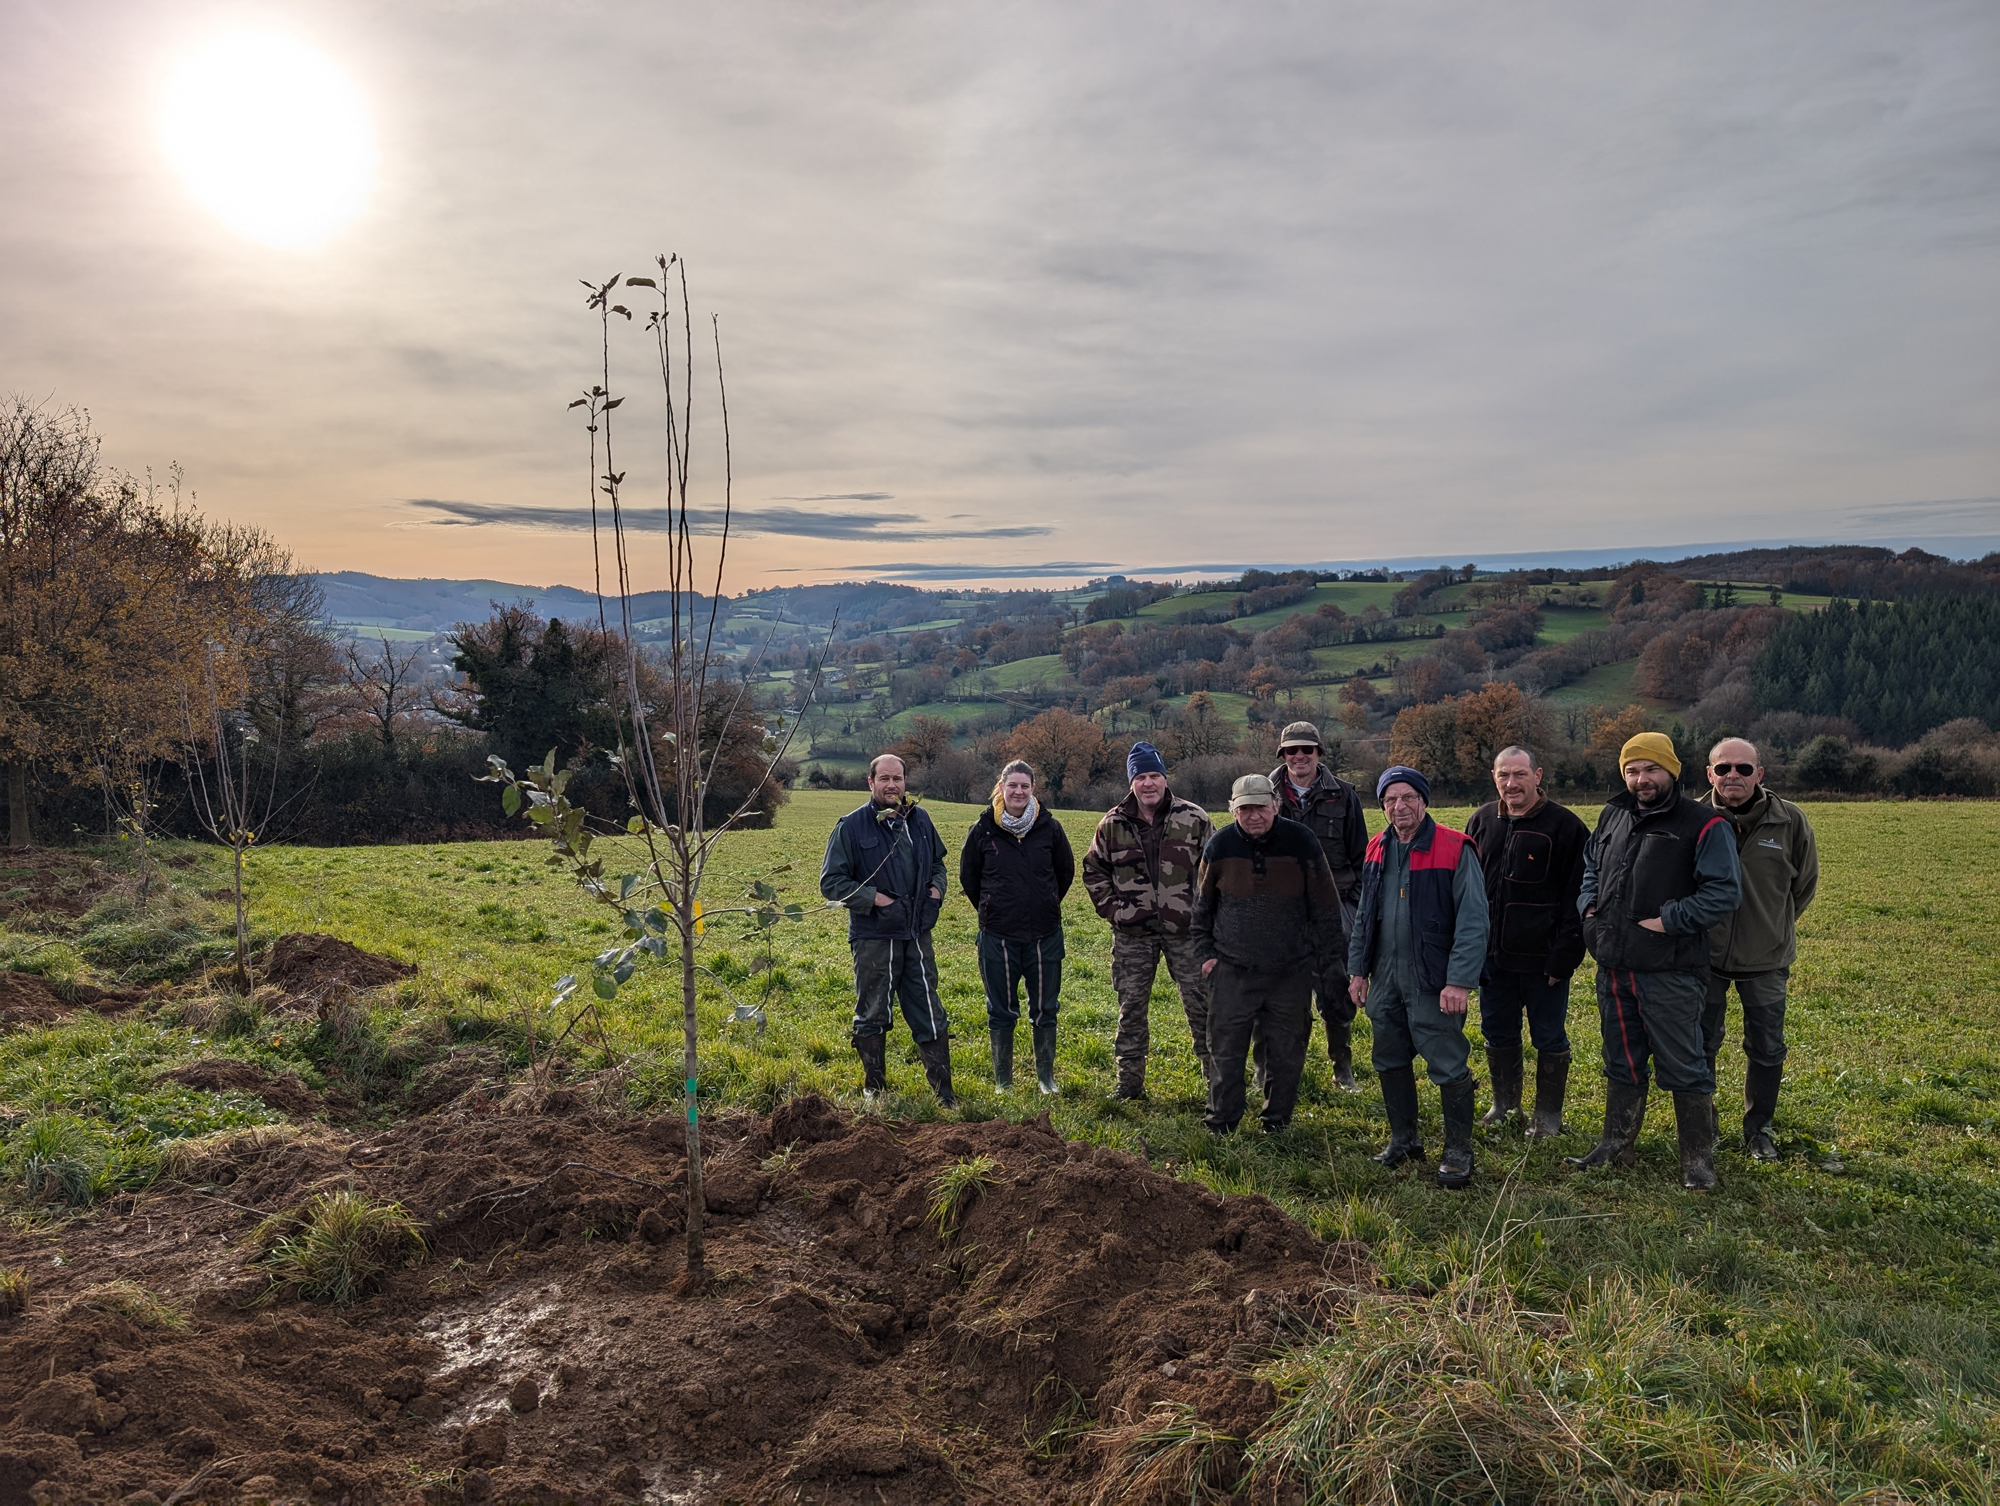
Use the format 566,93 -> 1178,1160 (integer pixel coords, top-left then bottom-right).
1618,731 -> 1681,777
1376,765 -> 1431,805
1127,741 -> 1167,780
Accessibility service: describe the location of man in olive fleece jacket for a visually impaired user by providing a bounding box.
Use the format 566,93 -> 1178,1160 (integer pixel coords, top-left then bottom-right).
1699,737 -> 1818,1161
1190,775 -> 1346,1136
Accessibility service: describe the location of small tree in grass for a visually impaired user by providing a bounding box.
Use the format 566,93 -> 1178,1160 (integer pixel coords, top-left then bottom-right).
483,256 -> 828,1283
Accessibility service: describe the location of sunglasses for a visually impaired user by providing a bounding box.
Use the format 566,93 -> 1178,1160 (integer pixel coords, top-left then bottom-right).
1711,762 -> 1757,777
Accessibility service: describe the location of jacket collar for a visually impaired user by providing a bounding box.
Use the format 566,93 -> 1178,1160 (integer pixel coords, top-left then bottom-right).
1611,784 -> 1683,823
1117,786 -> 1178,825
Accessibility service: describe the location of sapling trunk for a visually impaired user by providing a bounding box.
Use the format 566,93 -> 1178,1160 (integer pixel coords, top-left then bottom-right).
232,840 -> 251,994
680,896 -> 705,1276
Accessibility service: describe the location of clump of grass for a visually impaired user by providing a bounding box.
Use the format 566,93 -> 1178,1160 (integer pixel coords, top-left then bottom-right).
928,1153 -> 1002,1240
57,1279 -> 188,1330
72,886 -> 232,984
1083,1402 -> 1245,1506
254,1190 -> 427,1306
4,1112 -> 159,1208
0,1264 -> 27,1317
160,1122 -> 318,1184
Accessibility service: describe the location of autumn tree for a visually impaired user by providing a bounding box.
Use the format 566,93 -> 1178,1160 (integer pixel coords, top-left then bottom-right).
1005,707 -> 1110,801
1166,690 -> 1237,761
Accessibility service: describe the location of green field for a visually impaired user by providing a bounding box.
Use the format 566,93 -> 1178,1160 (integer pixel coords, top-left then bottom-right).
1547,657 -> 1643,707
981,652 -> 1068,690
11,793 -> 1995,1498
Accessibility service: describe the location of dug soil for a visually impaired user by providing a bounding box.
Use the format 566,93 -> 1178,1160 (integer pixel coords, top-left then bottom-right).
0,972 -> 148,1031
258,935 -> 418,1000
0,1092 -> 1357,1506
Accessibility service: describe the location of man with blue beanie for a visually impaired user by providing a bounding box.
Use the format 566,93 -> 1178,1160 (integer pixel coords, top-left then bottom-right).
1348,765 -> 1490,1187
1083,741 -> 1216,1098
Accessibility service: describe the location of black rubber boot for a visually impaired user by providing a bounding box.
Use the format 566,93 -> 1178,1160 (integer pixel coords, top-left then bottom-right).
1674,1091 -> 1718,1191
1566,1078 -> 1649,1170
854,1033 -> 888,1099
1437,1075 -> 1477,1189
1032,1023 -> 1059,1096
916,1035 -> 957,1109
990,1025 -> 1015,1091
1326,1018 -> 1359,1093
1525,1050 -> 1570,1139
1371,1065 -> 1426,1167
1744,1062 -> 1783,1161
1479,1043 -> 1523,1127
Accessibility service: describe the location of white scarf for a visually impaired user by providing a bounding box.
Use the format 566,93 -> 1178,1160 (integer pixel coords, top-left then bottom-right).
998,795 -> 1039,837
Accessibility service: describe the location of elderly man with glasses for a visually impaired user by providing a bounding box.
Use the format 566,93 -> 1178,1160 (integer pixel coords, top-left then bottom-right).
1699,738 -> 1818,1161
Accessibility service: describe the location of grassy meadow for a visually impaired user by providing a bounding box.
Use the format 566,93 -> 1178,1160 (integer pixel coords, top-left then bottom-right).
4,789 -> 1999,1499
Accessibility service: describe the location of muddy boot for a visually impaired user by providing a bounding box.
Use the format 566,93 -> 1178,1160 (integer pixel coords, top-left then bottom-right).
1674,1091 -> 1718,1192
1371,1065 -> 1426,1167
1525,1050 -> 1570,1139
1032,1023 -> 1059,1095
916,1035 -> 957,1109
1112,1072 -> 1147,1102
989,1025 -> 1015,1091
1325,1018 -> 1359,1092
1437,1075 -> 1476,1189
1744,1062 -> 1782,1161
1479,1042 -> 1522,1128
1565,1078 -> 1648,1170
854,1033 -> 888,1100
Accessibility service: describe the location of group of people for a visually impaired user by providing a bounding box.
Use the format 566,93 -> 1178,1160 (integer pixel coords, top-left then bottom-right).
818,720 -> 1817,1192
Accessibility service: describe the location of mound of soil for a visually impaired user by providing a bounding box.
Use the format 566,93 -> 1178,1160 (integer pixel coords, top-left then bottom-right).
155,1059 -> 329,1120
0,971 -> 147,1031
260,934 -> 417,997
0,1094 -> 1358,1505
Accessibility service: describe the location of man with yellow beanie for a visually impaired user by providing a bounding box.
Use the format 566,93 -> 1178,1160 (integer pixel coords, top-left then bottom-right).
1569,732 -> 1742,1190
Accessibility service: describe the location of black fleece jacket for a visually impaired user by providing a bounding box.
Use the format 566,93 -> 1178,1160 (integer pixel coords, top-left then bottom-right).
959,805 -> 1075,941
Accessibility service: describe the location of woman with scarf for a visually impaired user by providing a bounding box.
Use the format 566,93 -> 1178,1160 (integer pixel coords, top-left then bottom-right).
960,759 -> 1076,1094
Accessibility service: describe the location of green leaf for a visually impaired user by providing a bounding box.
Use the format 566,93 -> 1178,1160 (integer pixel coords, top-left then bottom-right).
501,784 -> 521,817
627,815 -> 645,834
753,880 -> 777,902
593,976 -> 619,1000
785,904 -> 803,920
620,874 -> 638,901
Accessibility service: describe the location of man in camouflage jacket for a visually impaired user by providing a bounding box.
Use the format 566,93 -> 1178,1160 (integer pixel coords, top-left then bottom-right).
1082,741 -> 1216,1098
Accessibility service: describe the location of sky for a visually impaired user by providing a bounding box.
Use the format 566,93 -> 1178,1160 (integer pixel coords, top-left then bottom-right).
4,1 -> 1998,591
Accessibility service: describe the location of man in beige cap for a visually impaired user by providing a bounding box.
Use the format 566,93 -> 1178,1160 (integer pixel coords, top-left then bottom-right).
1189,774 -> 1346,1135
1570,732 -> 1741,1191
1269,721 -> 1369,1089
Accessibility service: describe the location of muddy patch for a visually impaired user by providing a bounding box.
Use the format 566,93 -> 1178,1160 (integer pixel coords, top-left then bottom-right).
259,933 -> 417,999
0,1095 -> 1357,1504
155,1058 -> 329,1120
0,971 -> 148,1031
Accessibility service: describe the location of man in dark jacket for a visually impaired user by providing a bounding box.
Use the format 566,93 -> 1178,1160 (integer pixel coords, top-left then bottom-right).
1464,745 -> 1588,1138
1082,741 -> 1215,1099
1570,733 -> 1742,1190
819,754 -> 954,1105
1270,721 -> 1369,1090
1191,774 -> 1346,1136
960,759 -> 1075,1095
1347,766 -> 1490,1189
1700,737 -> 1818,1161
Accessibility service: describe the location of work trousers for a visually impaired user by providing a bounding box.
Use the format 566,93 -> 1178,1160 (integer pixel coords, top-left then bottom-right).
1366,971 -> 1472,1088
977,931 -> 1064,1029
1702,967 -> 1789,1067
1595,965 -> 1712,1094
1478,971 -> 1572,1055
1204,962 -> 1312,1134
1310,950 -> 1356,1033
1110,929 -> 1213,1085
849,934 -> 948,1045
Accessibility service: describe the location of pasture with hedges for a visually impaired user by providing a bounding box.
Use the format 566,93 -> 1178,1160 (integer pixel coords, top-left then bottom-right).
1,789 -> 1997,1502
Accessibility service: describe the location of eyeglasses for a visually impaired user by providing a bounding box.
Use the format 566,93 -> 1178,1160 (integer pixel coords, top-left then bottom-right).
1711,763 -> 1757,777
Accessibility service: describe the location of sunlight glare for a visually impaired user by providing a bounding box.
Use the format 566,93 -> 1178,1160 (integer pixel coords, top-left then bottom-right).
160,33 -> 374,250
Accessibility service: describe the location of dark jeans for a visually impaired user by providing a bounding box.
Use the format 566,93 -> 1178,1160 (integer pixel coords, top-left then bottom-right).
850,934 -> 948,1044
977,931 -> 1064,1028
1205,961 -> 1312,1133
1702,968 -> 1789,1067
1595,965 -> 1711,1094
1479,970 -> 1571,1054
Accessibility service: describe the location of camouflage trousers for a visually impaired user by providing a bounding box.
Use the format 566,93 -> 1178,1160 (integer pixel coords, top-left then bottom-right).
1111,928 -> 1214,1091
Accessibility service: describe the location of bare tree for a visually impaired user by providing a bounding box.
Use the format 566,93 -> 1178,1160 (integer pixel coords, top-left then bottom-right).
345,634 -> 427,754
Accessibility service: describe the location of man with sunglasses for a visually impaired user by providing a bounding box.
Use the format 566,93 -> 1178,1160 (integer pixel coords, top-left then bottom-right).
1270,722 -> 1369,1089
1700,738 -> 1818,1161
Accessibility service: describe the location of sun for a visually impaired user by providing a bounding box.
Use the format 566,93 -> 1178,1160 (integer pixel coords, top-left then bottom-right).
160,33 -> 374,250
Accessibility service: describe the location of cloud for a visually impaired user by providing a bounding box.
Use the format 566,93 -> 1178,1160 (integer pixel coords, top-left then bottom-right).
771,492 -> 895,502
399,498 -> 1051,542
838,559 -> 1118,581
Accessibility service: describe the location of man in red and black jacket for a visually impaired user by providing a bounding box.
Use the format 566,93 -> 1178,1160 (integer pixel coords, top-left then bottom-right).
1569,733 -> 1741,1191
1464,745 -> 1588,1139
1346,766 -> 1490,1189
